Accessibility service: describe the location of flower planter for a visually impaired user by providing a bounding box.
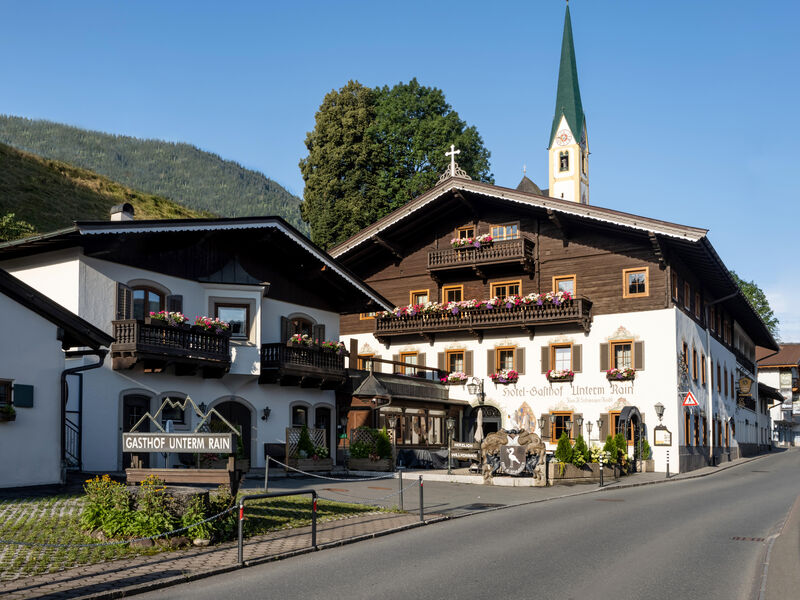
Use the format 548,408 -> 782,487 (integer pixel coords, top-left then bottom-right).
348,457 -> 393,471
548,462 -> 613,483
607,374 -> 635,382
492,379 -> 519,385
636,459 -> 655,472
547,375 -> 574,383
287,457 -> 333,472
0,412 -> 16,422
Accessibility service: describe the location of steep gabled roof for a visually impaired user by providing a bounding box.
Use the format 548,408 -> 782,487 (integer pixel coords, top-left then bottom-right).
0,268 -> 114,350
0,216 -> 392,314
757,344 -> 800,367
549,4 -> 585,148
329,175 -> 777,350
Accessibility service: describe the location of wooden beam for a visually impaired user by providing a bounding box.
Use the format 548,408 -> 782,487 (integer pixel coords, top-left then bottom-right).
453,191 -> 478,218
547,209 -> 571,240
649,232 -> 668,270
371,235 -> 403,262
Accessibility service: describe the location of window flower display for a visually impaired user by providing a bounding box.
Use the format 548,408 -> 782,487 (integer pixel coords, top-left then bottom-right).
489,369 -> 519,384
441,371 -> 468,384
451,233 -> 493,249
547,368 -> 574,382
606,367 -> 636,381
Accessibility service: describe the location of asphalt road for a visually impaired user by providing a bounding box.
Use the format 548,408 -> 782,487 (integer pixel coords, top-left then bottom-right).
140,451 -> 800,600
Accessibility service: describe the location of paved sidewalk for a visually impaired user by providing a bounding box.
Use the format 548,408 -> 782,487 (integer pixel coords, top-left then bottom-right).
0,452 -> 778,599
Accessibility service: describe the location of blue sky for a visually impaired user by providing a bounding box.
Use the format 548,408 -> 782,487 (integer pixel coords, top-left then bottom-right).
1,1 -> 798,340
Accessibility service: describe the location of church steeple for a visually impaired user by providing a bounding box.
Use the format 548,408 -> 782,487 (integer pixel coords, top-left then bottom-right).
548,3 -> 589,204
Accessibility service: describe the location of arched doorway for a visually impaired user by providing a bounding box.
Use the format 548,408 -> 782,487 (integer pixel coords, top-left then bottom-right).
617,406 -> 645,469
211,400 -> 252,462
466,405 -> 502,441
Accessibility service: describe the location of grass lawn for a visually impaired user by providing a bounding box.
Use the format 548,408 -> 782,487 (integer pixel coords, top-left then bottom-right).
0,491 -> 393,581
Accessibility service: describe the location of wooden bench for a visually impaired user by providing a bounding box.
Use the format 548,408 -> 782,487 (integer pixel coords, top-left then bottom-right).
126,456 -> 243,494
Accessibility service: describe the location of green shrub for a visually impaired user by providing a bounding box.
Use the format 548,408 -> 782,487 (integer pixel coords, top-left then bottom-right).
375,428 -> 393,459
349,440 -> 373,459
182,496 -> 213,540
208,485 -> 236,540
572,435 -> 589,467
603,435 -> 617,464
614,432 -> 628,462
554,432 -> 573,464
297,425 -> 316,458
641,439 -> 652,460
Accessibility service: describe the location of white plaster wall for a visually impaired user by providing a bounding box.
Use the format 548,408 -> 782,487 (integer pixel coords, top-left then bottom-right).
0,294 -> 66,487
79,367 -> 336,473
262,298 -> 341,343
344,308 -> 681,473
1,249 -> 82,314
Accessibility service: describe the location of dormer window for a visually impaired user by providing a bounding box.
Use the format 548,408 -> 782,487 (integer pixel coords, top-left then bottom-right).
559,151 -> 569,172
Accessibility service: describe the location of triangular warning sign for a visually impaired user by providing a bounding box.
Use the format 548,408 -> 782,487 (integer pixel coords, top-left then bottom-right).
682,391 -> 699,406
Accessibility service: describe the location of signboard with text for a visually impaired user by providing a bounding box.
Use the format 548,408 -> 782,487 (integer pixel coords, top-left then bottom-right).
653,426 -> 672,446
122,433 -> 233,454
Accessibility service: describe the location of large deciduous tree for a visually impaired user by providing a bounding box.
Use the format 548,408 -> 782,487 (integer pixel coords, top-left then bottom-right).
731,271 -> 780,339
299,79 -> 493,249
0,213 -> 35,243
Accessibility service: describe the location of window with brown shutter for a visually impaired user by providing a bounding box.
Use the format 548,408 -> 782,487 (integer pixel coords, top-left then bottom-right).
541,346 -> 550,373
633,341 -> 645,371
116,282 -> 132,320
515,347 -> 525,374
572,345 -> 582,372
599,343 -> 609,371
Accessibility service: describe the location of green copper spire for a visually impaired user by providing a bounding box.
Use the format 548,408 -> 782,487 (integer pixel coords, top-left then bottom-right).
549,4 -> 585,148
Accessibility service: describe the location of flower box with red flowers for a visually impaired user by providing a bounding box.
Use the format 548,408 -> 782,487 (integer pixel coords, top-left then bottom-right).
606,367 -> 636,381
547,369 -> 574,383
490,369 -> 519,384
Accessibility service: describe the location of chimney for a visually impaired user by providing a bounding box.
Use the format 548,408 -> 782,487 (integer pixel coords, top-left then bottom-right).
110,203 -> 134,221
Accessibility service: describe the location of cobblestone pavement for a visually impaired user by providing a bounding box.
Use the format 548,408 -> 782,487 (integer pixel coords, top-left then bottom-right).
0,511 -> 432,599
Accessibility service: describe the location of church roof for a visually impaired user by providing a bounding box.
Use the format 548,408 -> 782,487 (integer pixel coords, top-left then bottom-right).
516,175 -> 543,195
549,4 -> 585,148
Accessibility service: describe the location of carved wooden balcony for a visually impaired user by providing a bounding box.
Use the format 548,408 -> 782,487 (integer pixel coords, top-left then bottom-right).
111,320 -> 231,377
374,297 -> 592,345
733,347 -> 755,374
427,238 -> 534,281
259,343 -> 347,389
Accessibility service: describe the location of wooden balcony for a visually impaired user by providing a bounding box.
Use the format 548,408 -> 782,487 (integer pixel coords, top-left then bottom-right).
427,238 -> 534,280
374,297 -> 592,345
259,343 -> 347,389
111,320 -> 231,377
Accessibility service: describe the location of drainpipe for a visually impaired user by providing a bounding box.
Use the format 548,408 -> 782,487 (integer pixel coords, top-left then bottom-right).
60,349 -> 107,484
705,291 -> 738,466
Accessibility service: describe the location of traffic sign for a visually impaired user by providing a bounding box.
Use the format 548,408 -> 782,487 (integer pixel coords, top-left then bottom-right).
682,391 -> 699,406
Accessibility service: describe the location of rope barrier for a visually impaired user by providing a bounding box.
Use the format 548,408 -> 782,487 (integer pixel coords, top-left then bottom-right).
316,480 -> 420,503
0,505 -> 237,548
267,457 -> 396,482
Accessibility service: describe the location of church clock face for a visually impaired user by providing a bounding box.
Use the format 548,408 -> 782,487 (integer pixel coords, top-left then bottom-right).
556,129 -> 572,146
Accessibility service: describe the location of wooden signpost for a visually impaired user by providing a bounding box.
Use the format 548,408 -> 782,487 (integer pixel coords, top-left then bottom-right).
450,440 -> 480,462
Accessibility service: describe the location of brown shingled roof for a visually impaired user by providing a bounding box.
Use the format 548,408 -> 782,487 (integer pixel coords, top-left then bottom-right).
757,343 -> 800,367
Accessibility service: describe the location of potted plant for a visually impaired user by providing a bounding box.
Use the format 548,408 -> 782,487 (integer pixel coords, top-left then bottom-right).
546,368 -> 574,382
287,333 -> 313,347
288,425 -> 333,471
489,369 -> 519,384
606,367 -> 636,381
193,316 -> 230,335
348,428 -> 393,471
441,371 -> 468,384
450,233 -> 493,250
0,404 -> 16,422
145,310 -> 189,328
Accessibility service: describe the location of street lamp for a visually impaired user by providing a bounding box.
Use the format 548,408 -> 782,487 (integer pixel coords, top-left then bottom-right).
446,416 -> 456,475
466,377 -> 485,404
575,415 -> 583,438
586,420 -> 593,443
538,415 -> 547,436
563,419 -> 572,440
654,402 -> 665,423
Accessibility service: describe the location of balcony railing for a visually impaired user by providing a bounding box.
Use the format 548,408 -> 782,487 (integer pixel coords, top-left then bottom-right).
260,343 -> 347,389
374,297 -> 592,342
111,320 -> 231,376
733,347 -> 755,374
427,238 -> 535,273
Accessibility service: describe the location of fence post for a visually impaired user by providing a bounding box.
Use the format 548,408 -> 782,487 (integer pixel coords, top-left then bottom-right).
398,470 -> 404,511
418,475 -> 424,522
666,449 -> 670,479
311,491 -> 318,548
264,455 -> 270,492
237,500 -> 245,566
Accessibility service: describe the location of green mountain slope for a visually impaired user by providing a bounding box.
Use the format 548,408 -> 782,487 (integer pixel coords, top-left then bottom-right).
0,142 -> 211,234
0,115 -> 307,233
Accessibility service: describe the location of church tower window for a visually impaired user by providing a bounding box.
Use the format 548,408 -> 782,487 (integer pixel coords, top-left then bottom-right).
559,151 -> 569,172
